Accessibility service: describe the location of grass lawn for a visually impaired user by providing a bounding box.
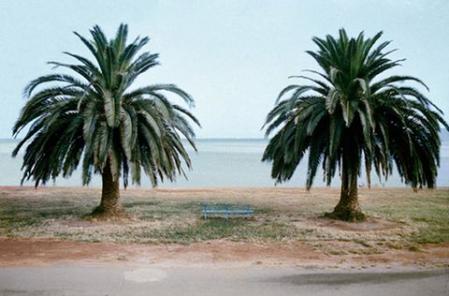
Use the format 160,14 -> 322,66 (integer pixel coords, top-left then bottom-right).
0,187 -> 448,256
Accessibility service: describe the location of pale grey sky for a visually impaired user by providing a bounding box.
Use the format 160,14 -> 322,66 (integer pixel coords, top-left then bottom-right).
0,0 -> 448,138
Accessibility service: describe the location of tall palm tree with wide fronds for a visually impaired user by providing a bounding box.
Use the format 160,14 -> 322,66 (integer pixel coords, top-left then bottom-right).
263,29 -> 448,221
13,24 -> 200,218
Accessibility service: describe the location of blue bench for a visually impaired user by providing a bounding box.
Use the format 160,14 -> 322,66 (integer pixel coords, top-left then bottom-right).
201,203 -> 254,219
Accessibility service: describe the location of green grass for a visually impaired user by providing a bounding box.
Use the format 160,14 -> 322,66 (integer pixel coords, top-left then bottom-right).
364,190 -> 449,244
135,219 -> 302,243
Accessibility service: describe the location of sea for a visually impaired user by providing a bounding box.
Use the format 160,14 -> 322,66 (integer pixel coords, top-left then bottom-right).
0,138 -> 448,188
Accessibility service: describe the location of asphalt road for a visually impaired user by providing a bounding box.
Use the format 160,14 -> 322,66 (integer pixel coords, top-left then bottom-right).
0,265 -> 448,296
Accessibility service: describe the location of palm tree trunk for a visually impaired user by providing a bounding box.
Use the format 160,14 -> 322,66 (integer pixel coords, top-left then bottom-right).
91,160 -> 123,218
328,156 -> 366,222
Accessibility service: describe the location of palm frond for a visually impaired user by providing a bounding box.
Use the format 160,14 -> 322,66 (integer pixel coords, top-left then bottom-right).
263,29 -> 448,190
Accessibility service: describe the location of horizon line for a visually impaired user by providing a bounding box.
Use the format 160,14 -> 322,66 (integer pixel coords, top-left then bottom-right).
0,137 -> 269,141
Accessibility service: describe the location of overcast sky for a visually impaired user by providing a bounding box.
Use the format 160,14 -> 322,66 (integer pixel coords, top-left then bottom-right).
0,0 -> 448,139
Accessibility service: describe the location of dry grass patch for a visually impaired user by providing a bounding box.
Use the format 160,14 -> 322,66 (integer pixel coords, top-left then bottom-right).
0,187 -> 448,256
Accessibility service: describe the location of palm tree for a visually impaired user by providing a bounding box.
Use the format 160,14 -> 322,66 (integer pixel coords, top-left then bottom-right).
12,24 -> 200,218
262,29 -> 448,221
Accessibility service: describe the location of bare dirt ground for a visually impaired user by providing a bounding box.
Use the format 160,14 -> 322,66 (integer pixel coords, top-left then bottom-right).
0,186 -> 448,269
0,238 -> 448,269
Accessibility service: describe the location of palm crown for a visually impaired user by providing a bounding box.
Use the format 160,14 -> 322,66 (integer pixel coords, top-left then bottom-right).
13,24 -> 199,216
263,29 -> 448,220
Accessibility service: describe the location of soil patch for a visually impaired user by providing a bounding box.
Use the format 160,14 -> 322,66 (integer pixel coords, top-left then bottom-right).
0,238 -> 448,269
316,217 -> 403,232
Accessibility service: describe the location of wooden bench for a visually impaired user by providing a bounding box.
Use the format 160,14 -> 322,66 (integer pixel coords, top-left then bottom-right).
201,203 -> 254,219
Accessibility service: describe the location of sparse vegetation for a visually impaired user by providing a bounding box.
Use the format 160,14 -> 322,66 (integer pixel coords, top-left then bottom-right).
0,187 -> 447,255
364,190 -> 449,244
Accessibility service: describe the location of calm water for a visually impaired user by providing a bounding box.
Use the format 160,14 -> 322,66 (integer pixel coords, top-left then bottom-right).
0,138 -> 448,188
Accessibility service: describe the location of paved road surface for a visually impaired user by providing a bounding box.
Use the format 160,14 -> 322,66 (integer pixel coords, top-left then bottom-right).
0,265 -> 448,296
